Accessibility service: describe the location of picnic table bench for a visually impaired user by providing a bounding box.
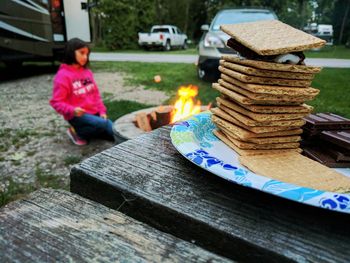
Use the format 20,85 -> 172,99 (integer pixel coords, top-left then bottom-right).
70,125 -> 350,263
0,188 -> 231,262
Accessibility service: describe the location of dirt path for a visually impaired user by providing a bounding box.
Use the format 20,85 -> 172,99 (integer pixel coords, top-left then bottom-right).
0,72 -> 169,202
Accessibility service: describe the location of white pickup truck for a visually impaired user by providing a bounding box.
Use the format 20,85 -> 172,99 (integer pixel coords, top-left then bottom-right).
138,25 -> 188,51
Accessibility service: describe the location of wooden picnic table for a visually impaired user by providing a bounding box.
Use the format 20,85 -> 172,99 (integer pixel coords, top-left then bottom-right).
0,188 -> 231,262
71,125 -> 350,263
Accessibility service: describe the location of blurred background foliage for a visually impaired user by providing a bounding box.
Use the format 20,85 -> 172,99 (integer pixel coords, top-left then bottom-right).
91,0 -> 350,50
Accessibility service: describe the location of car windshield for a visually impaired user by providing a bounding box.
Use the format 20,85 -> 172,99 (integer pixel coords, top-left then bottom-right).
152,28 -> 170,33
211,10 -> 276,30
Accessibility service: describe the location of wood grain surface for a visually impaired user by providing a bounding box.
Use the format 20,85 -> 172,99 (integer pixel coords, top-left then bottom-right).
0,188 -> 231,262
71,126 -> 350,263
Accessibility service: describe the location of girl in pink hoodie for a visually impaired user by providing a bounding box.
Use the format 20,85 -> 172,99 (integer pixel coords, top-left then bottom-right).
50,38 -> 114,145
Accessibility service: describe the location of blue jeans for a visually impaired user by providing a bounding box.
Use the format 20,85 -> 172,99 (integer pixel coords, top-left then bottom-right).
68,114 -> 114,141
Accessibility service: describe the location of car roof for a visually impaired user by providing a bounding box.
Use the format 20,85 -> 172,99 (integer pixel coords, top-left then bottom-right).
152,25 -> 176,28
218,8 -> 275,13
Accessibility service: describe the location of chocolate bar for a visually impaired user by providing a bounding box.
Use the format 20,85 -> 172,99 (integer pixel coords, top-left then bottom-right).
327,147 -> 350,162
303,113 -> 350,136
303,146 -> 350,168
226,38 -> 305,63
321,130 -> 350,151
226,38 -> 275,61
301,139 -> 350,161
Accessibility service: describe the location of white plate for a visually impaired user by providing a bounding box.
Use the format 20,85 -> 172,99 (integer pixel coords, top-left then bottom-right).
170,111 -> 350,214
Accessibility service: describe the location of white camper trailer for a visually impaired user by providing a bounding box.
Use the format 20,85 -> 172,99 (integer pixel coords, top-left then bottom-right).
0,0 -> 94,67
303,23 -> 333,46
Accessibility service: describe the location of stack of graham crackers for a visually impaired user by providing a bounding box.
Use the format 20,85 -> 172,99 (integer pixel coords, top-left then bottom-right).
211,20 -> 324,156
210,20 -> 350,193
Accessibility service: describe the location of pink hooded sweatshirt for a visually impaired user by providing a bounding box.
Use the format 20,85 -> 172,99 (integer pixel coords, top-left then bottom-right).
50,64 -> 106,120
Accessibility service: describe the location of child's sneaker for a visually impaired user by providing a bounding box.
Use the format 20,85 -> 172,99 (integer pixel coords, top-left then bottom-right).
66,127 -> 87,146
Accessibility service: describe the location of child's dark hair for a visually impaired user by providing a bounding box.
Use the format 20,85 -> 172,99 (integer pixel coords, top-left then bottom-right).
63,38 -> 90,66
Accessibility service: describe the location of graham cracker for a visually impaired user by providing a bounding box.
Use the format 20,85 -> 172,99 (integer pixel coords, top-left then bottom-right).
219,60 -> 314,80
212,111 -> 301,134
220,128 -> 299,150
218,79 -> 316,102
220,20 -> 326,56
213,130 -> 302,156
213,83 -> 302,105
221,74 -> 320,96
219,66 -> 312,87
211,107 -> 303,136
239,153 -> 350,193
222,55 -> 322,73
216,97 -> 308,121
218,103 -> 306,127
219,94 -> 313,113
218,126 -> 301,144
211,114 -> 300,139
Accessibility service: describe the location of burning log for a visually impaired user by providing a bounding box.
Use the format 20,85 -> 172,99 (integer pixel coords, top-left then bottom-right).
152,106 -> 174,130
135,84 -> 209,132
136,106 -> 173,132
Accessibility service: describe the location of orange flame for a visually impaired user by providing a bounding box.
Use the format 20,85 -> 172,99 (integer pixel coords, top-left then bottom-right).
171,85 -> 201,123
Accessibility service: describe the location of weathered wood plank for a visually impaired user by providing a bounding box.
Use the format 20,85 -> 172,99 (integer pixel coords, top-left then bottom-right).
0,188 -> 232,263
71,126 -> 350,263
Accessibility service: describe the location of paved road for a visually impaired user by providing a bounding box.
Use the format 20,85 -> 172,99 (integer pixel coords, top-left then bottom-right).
304,58 -> 350,68
90,52 -> 350,68
90,53 -> 197,64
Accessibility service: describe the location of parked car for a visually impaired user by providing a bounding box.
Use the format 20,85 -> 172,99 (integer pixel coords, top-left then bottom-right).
138,25 -> 188,51
197,9 -> 278,81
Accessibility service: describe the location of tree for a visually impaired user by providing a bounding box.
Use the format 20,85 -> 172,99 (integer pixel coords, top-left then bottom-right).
338,0 -> 350,44
94,0 -> 341,49
95,0 -> 156,50
333,0 -> 350,44
314,0 -> 335,24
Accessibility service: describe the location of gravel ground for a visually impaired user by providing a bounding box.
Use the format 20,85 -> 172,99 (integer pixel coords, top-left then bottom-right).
0,72 -> 169,200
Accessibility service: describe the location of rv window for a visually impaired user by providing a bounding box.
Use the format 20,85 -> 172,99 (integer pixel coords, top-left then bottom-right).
152,28 -> 170,33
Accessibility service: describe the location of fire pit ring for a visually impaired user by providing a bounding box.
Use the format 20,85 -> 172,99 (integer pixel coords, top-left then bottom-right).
112,105 -> 209,143
112,106 -> 160,143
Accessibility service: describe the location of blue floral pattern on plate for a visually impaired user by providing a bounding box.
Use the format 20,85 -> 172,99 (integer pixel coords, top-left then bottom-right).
170,111 -> 350,214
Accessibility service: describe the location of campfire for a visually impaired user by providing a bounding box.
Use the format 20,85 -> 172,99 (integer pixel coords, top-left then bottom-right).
135,85 -> 210,132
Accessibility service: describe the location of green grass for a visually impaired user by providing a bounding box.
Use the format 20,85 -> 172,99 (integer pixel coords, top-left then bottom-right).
92,45 -> 350,58
305,45 -> 350,59
104,100 -> 154,120
0,128 -> 39,152
93,61 -> 350,118
0,179 -> 35,206
92,62 -> 217,106
0,167 -> 67,207
0,128 -> 12,152
63,155 -> 83,166
309,68 -> 350,117
35,166 -> 67,189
